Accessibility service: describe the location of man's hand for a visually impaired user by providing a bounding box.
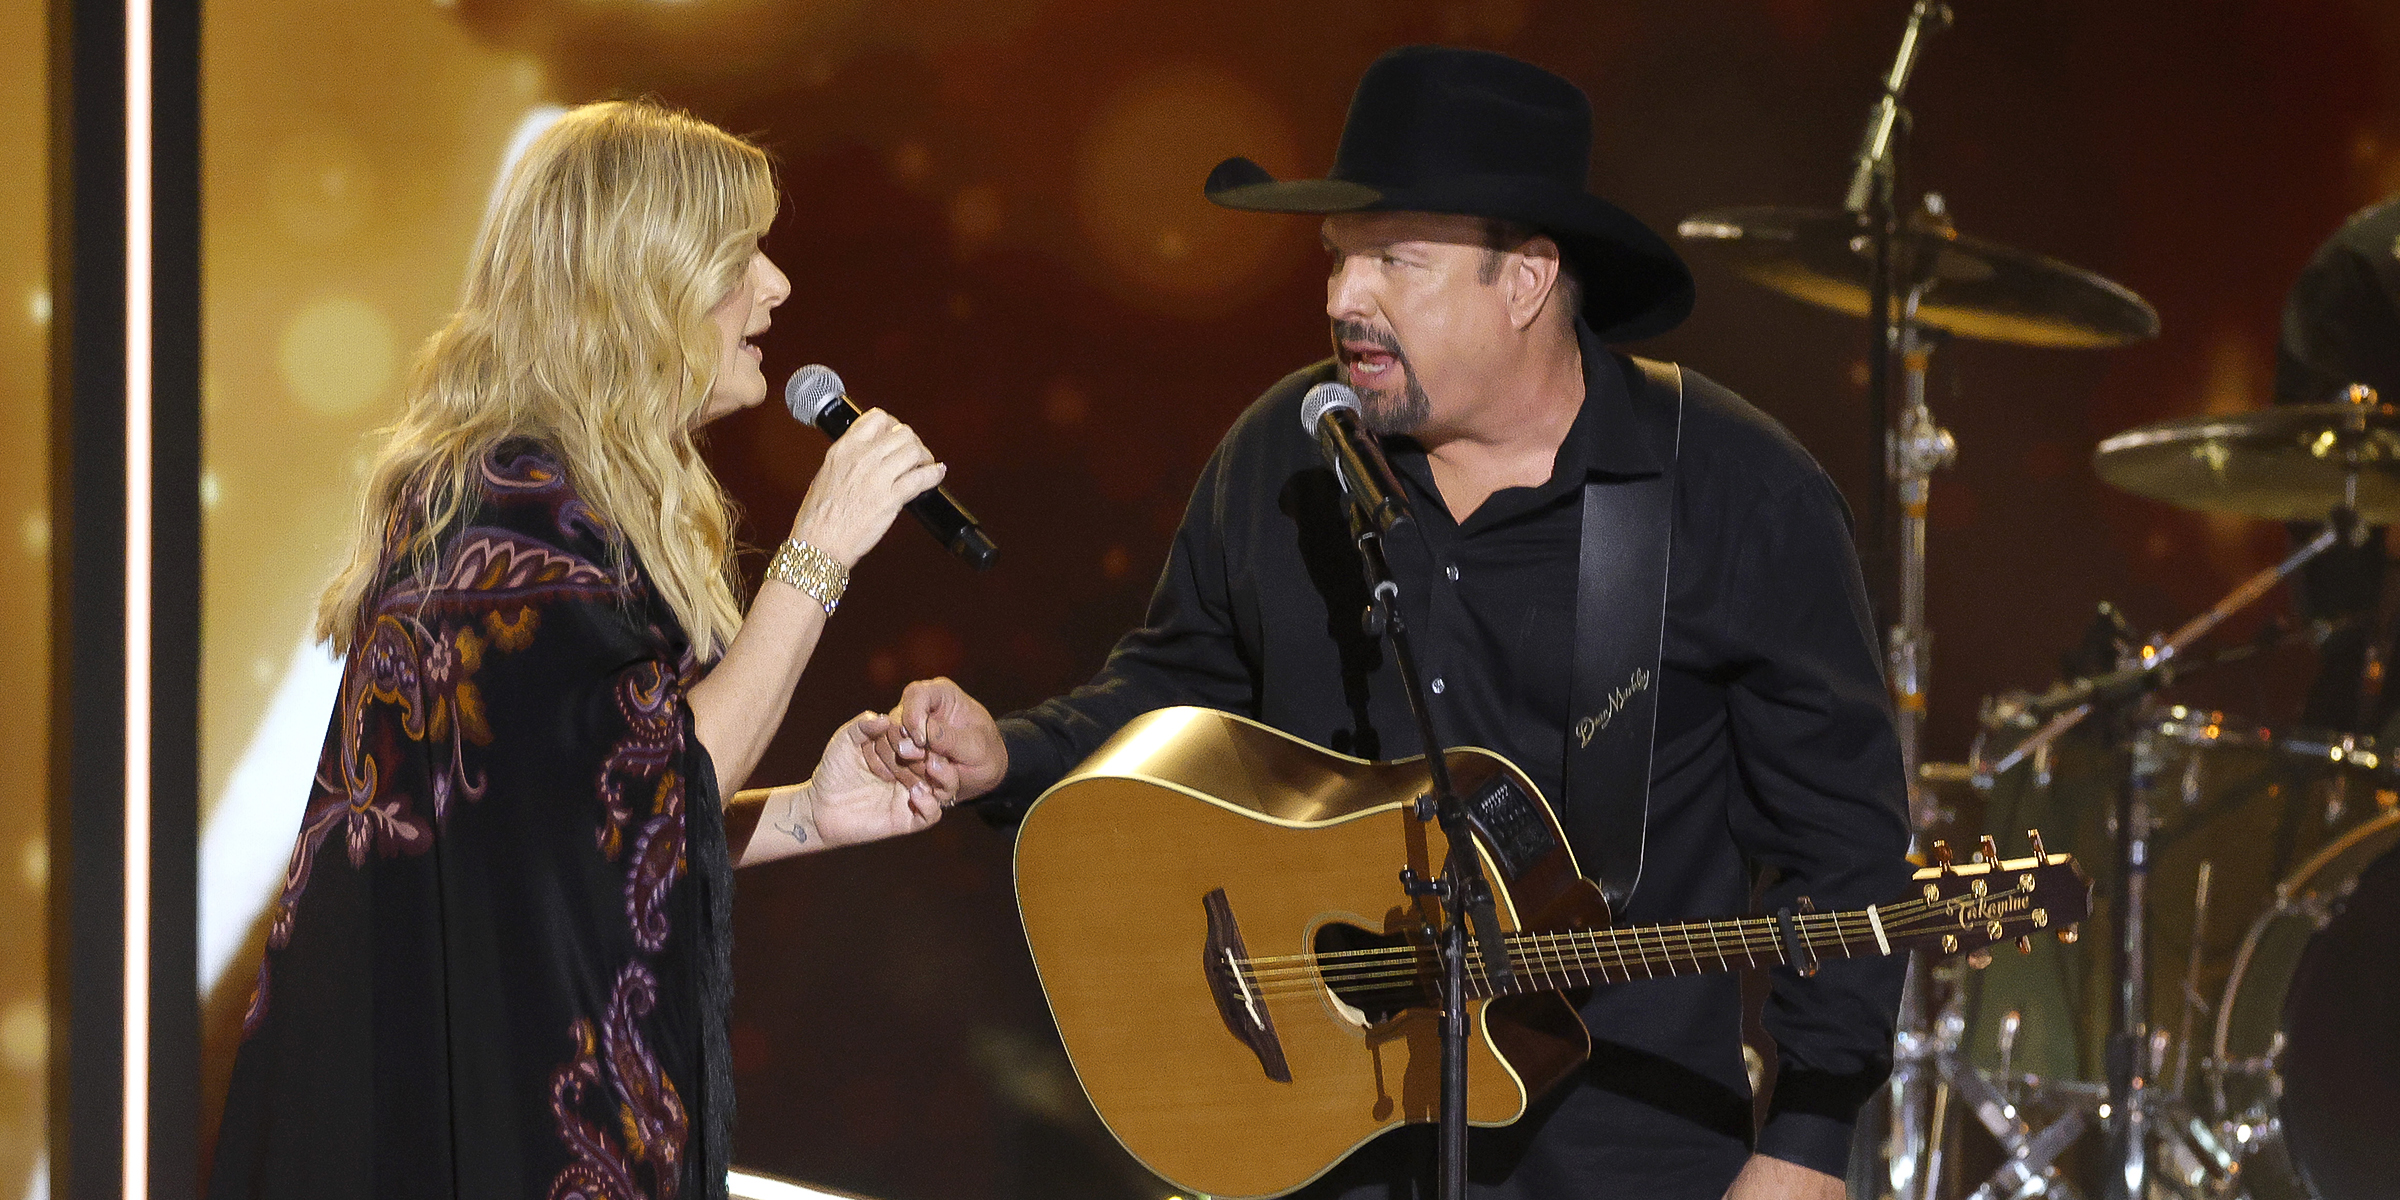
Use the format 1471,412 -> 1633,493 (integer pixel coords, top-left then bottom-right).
859,677 -> 1007,804
1722,1154 -> 1843,1200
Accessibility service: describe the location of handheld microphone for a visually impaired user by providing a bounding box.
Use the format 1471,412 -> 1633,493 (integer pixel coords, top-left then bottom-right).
1300,381 -> 1413,538
784,364 -> 999,570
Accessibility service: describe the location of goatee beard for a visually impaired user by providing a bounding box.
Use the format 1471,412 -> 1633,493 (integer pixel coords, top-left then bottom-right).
1359,376 -> 1431,437
1332,319 -> 1431,436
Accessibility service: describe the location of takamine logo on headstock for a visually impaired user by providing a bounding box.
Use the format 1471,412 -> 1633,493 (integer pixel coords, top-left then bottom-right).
1892,829 -> 2092,966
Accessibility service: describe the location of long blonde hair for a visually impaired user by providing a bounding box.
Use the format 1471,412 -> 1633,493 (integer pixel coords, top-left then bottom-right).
316,99 -> 775,661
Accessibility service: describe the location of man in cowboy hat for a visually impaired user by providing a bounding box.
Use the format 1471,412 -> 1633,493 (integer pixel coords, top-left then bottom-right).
869,46 -> 1907,1199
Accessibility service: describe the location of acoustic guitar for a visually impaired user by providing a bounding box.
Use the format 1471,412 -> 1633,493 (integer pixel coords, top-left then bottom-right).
1013,707 -> 2090,1200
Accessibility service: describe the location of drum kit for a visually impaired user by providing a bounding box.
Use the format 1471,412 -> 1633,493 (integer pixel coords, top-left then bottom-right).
1673,13 -> 2400,1200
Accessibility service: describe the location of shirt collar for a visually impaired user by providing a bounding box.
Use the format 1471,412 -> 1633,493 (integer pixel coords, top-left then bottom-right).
1562,317 -> 1665,481
1379,319 -> 1665,532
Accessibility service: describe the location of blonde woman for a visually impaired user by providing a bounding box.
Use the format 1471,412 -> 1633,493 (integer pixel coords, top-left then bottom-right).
210,100 -> 941,1200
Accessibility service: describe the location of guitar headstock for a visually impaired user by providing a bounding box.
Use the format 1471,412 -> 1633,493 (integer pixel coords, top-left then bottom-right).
1881,829 -> 2090,964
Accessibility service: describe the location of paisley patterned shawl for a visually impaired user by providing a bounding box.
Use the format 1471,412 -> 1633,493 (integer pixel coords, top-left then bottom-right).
209,441 -> 735,1200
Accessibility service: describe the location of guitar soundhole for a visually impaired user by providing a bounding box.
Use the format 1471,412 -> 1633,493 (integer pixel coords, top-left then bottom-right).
1313,922 -> 1432,1026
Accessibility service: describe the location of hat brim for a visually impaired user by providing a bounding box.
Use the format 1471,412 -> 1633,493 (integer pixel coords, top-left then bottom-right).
1205,156 -> 1694,342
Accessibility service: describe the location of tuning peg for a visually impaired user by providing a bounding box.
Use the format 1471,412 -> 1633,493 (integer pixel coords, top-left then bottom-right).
1978,835 -> 2000,864
2016,935 -> 2034,955
2057,924 -> 2080,945
1967,949 -> 1994,969
1931,840 -> 1954,871
2027,828 -> 2047,859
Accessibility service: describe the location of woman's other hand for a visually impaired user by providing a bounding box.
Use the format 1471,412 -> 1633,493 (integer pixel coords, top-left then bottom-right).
789,408 -> 946,566
738,712 -> 944,865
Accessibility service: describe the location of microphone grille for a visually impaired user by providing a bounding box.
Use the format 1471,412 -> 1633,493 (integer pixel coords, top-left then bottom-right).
785,364 -> 846,428
1300,381 -> 1360,434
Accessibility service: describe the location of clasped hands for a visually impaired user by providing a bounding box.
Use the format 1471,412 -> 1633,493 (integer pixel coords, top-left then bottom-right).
747,678 -> 1002,866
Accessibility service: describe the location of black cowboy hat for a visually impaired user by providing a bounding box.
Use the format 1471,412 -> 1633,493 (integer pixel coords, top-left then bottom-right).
1205,45 -> 1694,342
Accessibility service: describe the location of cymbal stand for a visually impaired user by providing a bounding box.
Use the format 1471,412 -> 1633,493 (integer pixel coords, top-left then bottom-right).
1891,272 -> 1957,832
1879,270 -> 1961,1200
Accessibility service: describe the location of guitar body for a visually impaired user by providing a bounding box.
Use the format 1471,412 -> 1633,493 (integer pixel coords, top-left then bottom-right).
1015,707 -> 1602,1199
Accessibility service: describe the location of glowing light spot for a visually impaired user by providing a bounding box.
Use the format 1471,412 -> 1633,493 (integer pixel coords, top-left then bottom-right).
0,1001 -> 43,1073
199,472 -> 221,509
267,129 -> 375,244
20,511 -> 48,557
1042,380 -> 1088,429
948,185 -> 1005,258
889,142 -> 932,185
21,838 -> 45,892
27,288 -> 49,326
278,296 -> 398,417
1073,65 -> 1303,312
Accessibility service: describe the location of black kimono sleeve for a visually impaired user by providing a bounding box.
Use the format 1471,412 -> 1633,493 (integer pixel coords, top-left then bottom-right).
209,447 -> 733,1200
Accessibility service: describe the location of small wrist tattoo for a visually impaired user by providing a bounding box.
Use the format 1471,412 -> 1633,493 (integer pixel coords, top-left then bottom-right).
772,792 -> 809,845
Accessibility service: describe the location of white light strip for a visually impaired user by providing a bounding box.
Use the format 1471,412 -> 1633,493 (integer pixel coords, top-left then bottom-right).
122,0 -> 153,1186
726,1170 -> 872,1200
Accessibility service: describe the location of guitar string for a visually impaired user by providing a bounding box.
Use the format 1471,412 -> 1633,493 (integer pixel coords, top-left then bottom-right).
1234,899 -> 1936,978
1245,920 -> 2020,1000
1243,916 -> 2042,1001
1230,874 -> 2045,968
1232,880 -> 2051,988
1233,876 -> 2054,974
1233,892 -> 2050,997
1234,905 -> 1902,968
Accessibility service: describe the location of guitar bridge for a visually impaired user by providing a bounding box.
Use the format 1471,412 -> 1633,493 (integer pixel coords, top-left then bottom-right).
1202,888 -> 1292,1083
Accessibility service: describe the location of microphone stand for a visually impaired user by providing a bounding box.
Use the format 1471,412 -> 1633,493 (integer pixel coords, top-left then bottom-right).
1348,521 -> 1515,1200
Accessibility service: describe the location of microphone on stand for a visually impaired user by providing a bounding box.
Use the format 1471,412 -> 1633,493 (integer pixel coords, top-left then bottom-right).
1841,0 -> 1954,214
784,364 -> 999,570
1301,381 -> 1414,538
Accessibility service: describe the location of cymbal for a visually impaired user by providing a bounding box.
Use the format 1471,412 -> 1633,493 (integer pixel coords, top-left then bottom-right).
1675,206 -> 2160,349
2093,402 -> 2400,522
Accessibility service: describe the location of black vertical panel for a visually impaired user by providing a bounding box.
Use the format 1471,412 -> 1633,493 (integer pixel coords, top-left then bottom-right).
49,0 -> 204,1193
150,0 -> 203,1191
48,0 -> 129,1195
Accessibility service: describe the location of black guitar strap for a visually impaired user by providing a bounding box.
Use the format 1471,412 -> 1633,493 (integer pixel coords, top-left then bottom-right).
1564,354 -> 1684,911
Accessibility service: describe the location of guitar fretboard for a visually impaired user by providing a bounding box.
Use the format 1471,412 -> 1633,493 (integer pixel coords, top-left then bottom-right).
1474,909 -> 1877,996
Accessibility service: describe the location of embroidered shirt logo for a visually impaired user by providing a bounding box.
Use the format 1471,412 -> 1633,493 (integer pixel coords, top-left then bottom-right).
1575,667 -> 1653,748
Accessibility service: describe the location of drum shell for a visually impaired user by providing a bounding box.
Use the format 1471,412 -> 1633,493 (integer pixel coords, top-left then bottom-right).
2210,810 -> 2400,1200
1955,713 -> 2394,1086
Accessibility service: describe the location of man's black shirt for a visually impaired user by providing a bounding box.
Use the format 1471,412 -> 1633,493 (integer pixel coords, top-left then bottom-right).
987,321 -> 1910,1197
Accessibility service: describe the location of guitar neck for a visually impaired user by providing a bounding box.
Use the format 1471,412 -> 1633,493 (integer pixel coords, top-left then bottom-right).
1472,906 -> 1893,997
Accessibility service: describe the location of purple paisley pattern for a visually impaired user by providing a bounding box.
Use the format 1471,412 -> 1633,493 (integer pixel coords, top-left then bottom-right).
240,444 -> 706,1199
224,443 -> 715,1196
598,661 -> 689,954
256,530 -> 619,974
545,964 -> 688,1200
